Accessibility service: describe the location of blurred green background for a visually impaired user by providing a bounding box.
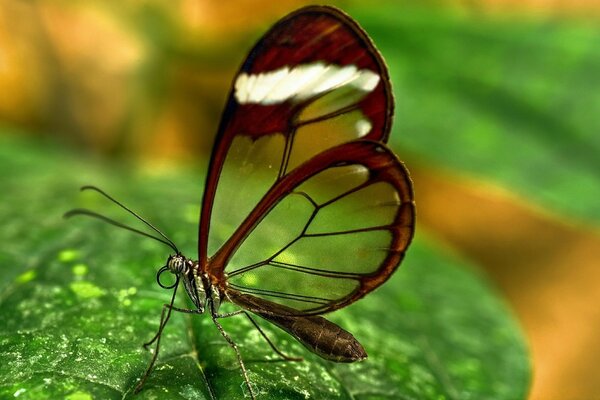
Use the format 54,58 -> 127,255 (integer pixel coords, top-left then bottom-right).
1,0 -> 599,399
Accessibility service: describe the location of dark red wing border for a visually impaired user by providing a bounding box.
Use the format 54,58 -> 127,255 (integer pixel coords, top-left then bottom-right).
198,6 -> 394,265
211,140 -> 415,315
224,5 -> 393,139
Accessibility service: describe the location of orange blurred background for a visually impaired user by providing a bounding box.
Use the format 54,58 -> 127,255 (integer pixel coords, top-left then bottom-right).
2,1 -> 599,399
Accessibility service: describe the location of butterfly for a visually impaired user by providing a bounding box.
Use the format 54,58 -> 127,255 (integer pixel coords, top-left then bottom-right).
67,5 -> 415,399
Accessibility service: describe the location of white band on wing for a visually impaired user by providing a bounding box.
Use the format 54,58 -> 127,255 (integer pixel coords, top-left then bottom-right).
234,62 -> 380,105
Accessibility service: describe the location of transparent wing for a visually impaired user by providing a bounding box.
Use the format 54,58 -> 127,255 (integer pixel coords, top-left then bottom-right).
211,141 -> 415,315
198,6 -> 394,264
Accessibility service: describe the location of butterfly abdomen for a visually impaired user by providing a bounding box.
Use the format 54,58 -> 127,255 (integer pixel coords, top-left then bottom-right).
285,314 -> 368,362
230,291 -> 367,362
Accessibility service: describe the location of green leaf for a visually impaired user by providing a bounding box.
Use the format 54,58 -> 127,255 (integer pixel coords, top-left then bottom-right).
351,4 -> 600,224
0,134 -> 529,399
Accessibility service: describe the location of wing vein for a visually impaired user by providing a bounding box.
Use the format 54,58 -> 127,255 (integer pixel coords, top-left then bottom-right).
229,283 -> 332,305
270,260 -> 363,279
304,224 -> 393,237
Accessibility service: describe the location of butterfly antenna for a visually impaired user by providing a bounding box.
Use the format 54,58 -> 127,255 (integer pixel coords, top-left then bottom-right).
64,208 -> 178,253
65,185 -> 180,254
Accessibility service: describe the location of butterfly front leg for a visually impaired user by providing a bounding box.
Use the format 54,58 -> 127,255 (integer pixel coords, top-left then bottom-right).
142,303 -> 202,350
134,288 -> 202,394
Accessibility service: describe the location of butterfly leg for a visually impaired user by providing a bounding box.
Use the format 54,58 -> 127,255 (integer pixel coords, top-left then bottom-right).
243,312 -> 303,362
135,287 -> 201,393
135,303 -> 173,392
214,310 -> 302,361
214,309 -> 245,318
211,314 -> 257,400
142,305 -> 201,349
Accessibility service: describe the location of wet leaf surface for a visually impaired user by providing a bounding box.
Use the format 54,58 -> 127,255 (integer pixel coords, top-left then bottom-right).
0,135 -> 529,399
352,5 -> 600,224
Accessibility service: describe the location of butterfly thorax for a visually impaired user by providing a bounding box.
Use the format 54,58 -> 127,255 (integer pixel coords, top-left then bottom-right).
166,254 -> 222,314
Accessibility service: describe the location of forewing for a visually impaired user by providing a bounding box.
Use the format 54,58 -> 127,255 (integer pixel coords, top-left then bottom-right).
198,6 -> 394,263
212,141 -> 415,315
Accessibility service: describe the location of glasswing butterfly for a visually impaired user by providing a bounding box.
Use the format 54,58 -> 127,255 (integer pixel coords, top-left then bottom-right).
67,5 -> 415,399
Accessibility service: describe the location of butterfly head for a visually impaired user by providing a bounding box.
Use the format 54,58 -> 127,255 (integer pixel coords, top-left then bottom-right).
166,254 -> 190,275
155,253 -> 193,291
160,254 -> 208,312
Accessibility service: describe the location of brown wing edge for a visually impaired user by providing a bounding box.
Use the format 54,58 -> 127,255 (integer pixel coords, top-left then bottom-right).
262,5 -> 395,143
231,5 -> 394,143
214,140 -> 415,316
197,5 -> 395,265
